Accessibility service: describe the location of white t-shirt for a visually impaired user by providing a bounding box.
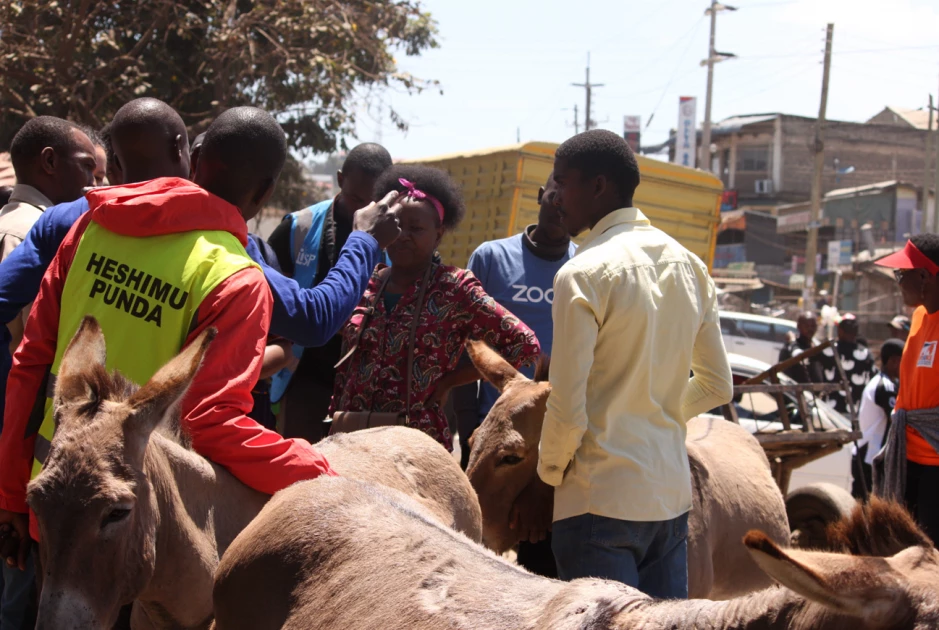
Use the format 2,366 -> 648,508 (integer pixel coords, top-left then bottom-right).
857,372 -> 897,465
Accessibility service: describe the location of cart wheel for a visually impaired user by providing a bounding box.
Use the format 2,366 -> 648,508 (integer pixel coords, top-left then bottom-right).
786,483 -> 857,549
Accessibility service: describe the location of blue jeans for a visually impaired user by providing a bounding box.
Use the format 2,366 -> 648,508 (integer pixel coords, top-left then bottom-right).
1,552 -> 35,630
551,512 -> 689,599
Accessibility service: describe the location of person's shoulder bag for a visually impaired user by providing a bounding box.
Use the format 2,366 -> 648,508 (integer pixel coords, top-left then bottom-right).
328,264 -> 434,435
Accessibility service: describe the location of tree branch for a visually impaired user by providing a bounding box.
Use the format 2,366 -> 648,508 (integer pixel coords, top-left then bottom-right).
0,84 -> 38,119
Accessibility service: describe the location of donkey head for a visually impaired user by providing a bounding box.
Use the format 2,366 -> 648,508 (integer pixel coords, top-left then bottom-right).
464,340 -> 550,552
26,316 -> 215,629
744,499 -> 939,629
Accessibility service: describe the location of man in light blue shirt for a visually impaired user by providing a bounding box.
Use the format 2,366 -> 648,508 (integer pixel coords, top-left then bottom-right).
452,171 -> 574,577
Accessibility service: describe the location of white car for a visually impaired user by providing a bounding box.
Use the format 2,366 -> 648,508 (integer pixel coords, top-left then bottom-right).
715,353 -> 853,494
720,311 -> 798,366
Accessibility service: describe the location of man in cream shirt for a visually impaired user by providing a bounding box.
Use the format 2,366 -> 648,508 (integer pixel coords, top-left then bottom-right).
539,130 -> 732,599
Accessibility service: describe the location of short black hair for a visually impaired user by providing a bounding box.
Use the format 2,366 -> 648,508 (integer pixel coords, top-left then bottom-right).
110,98 -> 188,143
343,143 -> 393,178
555,129 -> 640,203
199,107 -> 287,201
880,338 -> 905,363
911,233 -> 939,267
0,185 -> 13,207
108,98 -> 189,181
9,116 -> 81,178
374,164 -> 465,231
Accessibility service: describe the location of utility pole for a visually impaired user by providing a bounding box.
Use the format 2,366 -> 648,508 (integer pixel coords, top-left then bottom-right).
934,72 -> 939,231
803,23 -> 835,313
572,53 -> 603,131
925,94 -> 934,231
700,1 -> 737,171
574,103 -> 580,134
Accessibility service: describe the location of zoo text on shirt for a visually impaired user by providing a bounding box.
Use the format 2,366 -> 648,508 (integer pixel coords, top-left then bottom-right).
511,284 -> 554,304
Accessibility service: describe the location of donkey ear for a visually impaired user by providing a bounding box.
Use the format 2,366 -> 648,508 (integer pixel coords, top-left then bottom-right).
465,339 -> 525,392
743,531 -> 907,624
54,316 -> 107,410
533,354 -> 551,382
57,316 -> 107,383
125,327 -> 217,437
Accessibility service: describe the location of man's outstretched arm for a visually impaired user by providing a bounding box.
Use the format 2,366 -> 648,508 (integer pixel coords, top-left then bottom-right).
249,191 -> 402,348
249,233 -> 381,348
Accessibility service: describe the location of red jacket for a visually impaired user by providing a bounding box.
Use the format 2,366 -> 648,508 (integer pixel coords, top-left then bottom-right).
0,178 -> 334,535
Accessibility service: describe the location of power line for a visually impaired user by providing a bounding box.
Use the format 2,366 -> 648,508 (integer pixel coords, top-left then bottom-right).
591,0 -> 687,52
742,44 -> 937,61
733,0 -> 798,6
645,17 -> 706,130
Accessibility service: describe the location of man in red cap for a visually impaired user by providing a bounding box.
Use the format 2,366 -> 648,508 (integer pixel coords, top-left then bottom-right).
873,233 -> 939,543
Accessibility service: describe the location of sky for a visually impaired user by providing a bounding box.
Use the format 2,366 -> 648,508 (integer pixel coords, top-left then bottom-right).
349,0 -> 939,161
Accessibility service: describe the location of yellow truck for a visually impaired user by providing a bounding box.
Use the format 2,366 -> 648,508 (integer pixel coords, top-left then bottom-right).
408,141 -> 724,269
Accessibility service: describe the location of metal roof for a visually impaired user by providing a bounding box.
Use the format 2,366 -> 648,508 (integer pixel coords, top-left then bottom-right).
868,106 -> 932,130
710,114 -> 780,135
824,180 -> 928,198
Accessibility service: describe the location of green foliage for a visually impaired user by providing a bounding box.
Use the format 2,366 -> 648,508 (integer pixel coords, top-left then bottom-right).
0,0 -> 438,157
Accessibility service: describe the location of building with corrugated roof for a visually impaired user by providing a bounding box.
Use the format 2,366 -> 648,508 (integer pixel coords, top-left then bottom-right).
646,111 -> 931,208
867,106 -> 932,130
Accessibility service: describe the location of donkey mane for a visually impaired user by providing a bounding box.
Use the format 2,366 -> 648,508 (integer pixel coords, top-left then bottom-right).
76,364 -> 192,451
80,363 -> 139,404
825,496 -> 932,556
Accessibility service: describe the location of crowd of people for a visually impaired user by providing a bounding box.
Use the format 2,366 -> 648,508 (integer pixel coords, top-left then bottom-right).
0,95 -> 936,627
776,238 -> 939,544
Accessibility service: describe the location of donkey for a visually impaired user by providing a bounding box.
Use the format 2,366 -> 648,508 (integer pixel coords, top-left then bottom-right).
462,339 -> 791,599
215,477 -> 939,630
25,316 -> 481,629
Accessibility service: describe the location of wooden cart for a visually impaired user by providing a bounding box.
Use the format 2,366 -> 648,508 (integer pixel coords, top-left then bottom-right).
721,340 -> 863,547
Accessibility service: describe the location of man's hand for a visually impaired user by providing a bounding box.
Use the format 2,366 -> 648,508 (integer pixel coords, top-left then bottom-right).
0,509 -> 30,571
509,476 -> 554,544
352,190 -> 402,250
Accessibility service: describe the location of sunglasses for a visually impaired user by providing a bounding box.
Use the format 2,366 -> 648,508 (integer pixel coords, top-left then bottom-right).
894,269 -> 922,284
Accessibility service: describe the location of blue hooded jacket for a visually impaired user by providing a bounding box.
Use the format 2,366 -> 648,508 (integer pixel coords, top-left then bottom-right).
0,196 -> 380,429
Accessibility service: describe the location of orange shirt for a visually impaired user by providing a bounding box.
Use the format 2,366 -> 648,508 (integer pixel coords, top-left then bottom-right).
897,306 -> 939,465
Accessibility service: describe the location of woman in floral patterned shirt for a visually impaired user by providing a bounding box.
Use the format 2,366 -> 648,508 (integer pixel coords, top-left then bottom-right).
330,165 -> 541,450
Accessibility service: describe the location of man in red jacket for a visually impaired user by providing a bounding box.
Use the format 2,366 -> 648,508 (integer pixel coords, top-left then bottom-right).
0,107 -> 363,567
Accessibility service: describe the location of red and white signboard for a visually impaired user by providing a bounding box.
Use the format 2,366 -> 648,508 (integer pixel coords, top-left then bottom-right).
623,115 -> 641,153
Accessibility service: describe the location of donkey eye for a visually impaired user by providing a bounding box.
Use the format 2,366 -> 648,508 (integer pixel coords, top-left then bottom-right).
102,507 -> 131,528
499,455 -> 523,466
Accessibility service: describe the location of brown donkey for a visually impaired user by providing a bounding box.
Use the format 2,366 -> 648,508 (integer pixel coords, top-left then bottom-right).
462,339 -> 791,599
26,316 -> 481,630
215,477 -> 939,630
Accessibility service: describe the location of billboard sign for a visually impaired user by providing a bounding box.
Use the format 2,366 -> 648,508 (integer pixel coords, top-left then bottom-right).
623,115 -> 641,153
827,240 -> 853,271
674,96 -> 697,168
